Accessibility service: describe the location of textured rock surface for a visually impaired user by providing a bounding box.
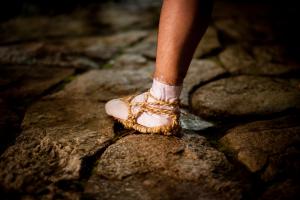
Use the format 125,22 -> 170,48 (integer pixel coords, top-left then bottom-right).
107,53 -> 153,70
61,67 -> 153,102
91,131 -> 241,199
180,59 -> 226,106
125,26 -> 222,60
0,30 -> 148,68
97,3 -> 159,32
0,72 -> 115,193
125,31 -> 157,59
0,15 -> 96,44
0,63 -> 156,192
219,44 -> 300,76
0,65 -> 74,100
0,3 -> 157,44
1,1 -> 300,199
220,115 -> 300,181
84,172 -> 236,200
194,26 -> 221,58
191,75 -> 300,119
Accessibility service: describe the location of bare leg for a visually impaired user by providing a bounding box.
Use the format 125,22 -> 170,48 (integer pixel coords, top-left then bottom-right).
105,0 -> 213,134
154,0 -> 213,86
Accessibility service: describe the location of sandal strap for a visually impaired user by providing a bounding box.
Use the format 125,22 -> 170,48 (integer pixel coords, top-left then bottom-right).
122,89 -> 180,125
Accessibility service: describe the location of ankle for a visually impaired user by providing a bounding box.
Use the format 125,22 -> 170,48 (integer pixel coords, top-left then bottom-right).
149,78 -> 182,103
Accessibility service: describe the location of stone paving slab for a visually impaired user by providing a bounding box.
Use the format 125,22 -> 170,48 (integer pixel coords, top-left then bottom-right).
0,3 -> 158,44
0,64 -> 75,154
107,53 -> 152,70
97,3 -> 159,32
191,75 -> 300,119
0,71 -> 115,193
125,30 -> 157,60
125,26 -> 221,60
0,1 -> 300,199
219,44 -> 300,76
60,67 -> 153,102
0,65 -> 74,100
194,26 -> 221,58
0,99 -> 114,193
0,30 -> 148,68
220,114 -> 300,181
0,14 -> 96,44
180,59 -> 226,106
88,131 -> 242,200
84,172 -> 230,200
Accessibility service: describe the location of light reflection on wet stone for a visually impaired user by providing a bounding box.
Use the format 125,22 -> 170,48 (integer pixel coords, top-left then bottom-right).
180,109 -> 215,131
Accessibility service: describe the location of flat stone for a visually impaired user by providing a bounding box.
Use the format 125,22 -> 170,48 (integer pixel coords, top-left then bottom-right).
107,53 -> 153,70
194,26 -> 221,58
191,75 -> 300,119
61,67 -> 153,102
97,3 -> 159,32
0,30 -> 148,68
219,115 -> 300,181
0,70 -> 115,193
125,31 -> 157,59
0,65 -> 74,101
180,59 -> 226,106
0,14 -> 97,44
0,101 -> 114,193
0,62 -> 158,193
92,131 -> 242,199
84,172 -> 237,200
219,44 -> 300,76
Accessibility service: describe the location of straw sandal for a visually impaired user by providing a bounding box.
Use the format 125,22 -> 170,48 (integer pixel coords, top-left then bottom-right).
112,89 -> 181,136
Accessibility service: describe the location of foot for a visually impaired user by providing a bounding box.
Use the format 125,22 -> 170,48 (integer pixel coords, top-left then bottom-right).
105,79 -> 182,135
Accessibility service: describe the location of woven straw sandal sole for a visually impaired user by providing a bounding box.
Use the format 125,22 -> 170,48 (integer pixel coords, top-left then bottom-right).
113,116 -> 181,136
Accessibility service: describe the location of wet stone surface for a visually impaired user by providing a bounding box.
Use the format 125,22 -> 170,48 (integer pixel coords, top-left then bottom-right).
0,76 -> 115,193
220,115 -> 300,181
88,131 -> 242,200
125,30 -> 158,60
194,26 -> 221,58
180,59 -> 226,106
84,172 -> 232,200
0,30 -> 148,68
191,75 -> 300,119
0,2 -> 159,44
0,64 -> 74,100
219,44 -> 300,76
1,0 -> 300,199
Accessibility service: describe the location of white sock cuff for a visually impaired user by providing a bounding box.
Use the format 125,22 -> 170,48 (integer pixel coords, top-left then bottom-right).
149,78 -> 182,102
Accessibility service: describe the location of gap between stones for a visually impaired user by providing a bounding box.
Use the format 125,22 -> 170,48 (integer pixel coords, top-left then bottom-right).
185,70 -> 300,199
52,123 -> 136,195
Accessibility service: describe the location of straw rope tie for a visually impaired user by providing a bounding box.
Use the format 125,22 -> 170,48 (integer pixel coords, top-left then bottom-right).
126,89 -> 180,125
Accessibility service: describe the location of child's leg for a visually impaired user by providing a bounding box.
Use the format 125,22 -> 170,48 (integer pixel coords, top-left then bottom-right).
105,0 -> 213,134
154,0 -> 213,86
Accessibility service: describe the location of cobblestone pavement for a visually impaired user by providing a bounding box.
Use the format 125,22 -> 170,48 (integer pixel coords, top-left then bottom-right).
0,0 -> 299,199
